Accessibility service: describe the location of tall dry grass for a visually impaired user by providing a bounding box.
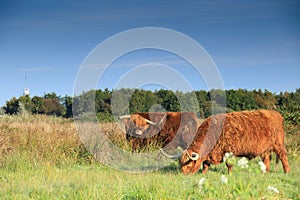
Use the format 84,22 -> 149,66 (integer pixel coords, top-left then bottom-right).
285,123 -> 300,156
0,115 -> 86,166
0,115 -> 136,167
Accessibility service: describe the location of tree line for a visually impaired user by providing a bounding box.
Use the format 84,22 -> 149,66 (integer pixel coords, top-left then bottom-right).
2,92 -> 72,118
1,88 -> 299,125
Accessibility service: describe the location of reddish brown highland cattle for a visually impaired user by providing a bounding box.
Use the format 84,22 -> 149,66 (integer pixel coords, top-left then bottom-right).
121,112 -> 198,154
179,110 -> 290,174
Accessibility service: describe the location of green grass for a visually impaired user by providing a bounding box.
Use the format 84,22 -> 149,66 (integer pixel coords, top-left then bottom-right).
1,153 -> 299,199
0,115 -> 299,199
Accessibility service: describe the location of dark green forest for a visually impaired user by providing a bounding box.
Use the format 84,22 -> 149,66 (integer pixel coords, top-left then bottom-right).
2,88 -> 300,125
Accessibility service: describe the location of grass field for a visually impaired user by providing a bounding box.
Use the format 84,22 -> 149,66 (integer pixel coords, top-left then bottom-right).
0,114 -> 299,199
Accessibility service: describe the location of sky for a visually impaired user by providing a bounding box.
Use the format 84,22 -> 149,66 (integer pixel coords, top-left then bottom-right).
0,0 -> 300,107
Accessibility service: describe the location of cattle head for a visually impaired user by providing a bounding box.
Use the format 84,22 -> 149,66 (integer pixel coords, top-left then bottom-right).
120,113 -> 166,138
179,149 -> 202,174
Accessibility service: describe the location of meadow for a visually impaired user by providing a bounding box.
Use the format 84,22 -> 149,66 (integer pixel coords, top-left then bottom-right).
0,114 -> 299,199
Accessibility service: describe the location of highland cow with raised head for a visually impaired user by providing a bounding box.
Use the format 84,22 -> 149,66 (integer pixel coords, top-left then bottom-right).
179,110 -> 290,174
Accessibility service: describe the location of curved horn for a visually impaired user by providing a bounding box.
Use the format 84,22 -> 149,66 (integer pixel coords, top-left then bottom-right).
144,118 -> 157,125
158,114 -> 167,125
119,115 -> 131,119
187,151 -> 199,161
160,149 -> 182,160
145,113 -> 167,126
119,115 -> 157,125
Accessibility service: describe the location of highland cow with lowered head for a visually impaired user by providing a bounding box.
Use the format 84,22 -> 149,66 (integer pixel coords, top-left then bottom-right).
179,110 -> 290,174
120,112 -> 198,153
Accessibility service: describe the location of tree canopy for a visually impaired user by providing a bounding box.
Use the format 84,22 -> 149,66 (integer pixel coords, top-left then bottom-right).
2,88 -> 299,125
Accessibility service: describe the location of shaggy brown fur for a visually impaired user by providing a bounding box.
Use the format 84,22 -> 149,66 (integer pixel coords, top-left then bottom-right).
179,110 -> 290,174
124,112 -> 198,152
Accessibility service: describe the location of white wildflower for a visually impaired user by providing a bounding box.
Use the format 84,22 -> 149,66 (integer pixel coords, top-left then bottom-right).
198,177 -> 206,189
225,152 -> 233,158
223,152 -> 234,162
237,157 -> 249,168
224,152 -> 235,166
258,161 -> 267,173
267,186 -> 279,194
220,175 -> 228,184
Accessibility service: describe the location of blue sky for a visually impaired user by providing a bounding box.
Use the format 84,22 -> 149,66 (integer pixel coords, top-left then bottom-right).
0,0 -> 299,106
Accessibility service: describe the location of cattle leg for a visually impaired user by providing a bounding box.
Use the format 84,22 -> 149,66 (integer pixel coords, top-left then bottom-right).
275,154 -> 279,171
274,146 -> 290,173
262,153 -> 271,173
202,161 -> 210,174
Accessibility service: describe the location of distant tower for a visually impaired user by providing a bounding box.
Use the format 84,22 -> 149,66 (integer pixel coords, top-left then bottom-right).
23,75 -> 30,96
